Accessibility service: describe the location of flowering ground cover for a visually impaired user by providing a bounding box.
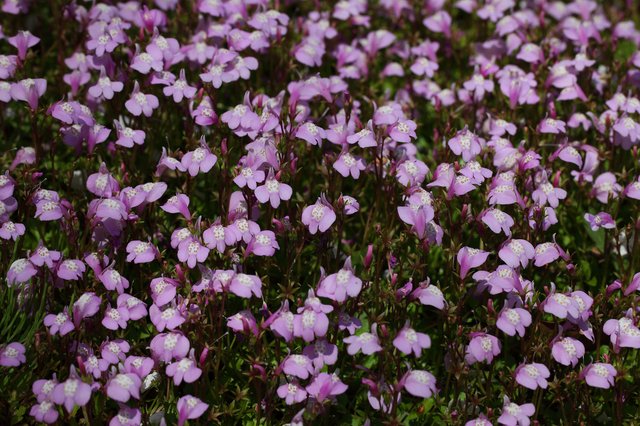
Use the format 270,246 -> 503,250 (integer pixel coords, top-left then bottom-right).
1,0 -> 640,424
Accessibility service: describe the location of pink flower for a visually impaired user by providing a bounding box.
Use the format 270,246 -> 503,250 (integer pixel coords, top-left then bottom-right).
177,395 -> 209,426
393,320 -> 431,356
302,195 -> 337,234
496,301 -> 531,337
316,254 -> 362,299
497,396 -> 535,426
457,247 -> 490,279
399,369 -> 437,398
582,363 -> 616,389
125,81 -> 159,117
515,363 -> 550,390
102,304 -> 130,330
302,338 -> 338,369
343,323 -> 383,355
10,78 -> 47,110
591,172 -> 622,203
254,169 -> 292,208
448,126 -> 482,161
126,240 -> 158,263
166,348 -> 202,385
150,304 -> 186,332
8,30 -> 39,60
466,332 -> 501,364
538,117 -> 566,134
296,122 -> 327,147
0,221 -> 25,241
105,371 -> 141,403
229,273 -> 262,299
551,327 -> 585,367
181,136 -> 217,177
0,342 -> 26,367
161,193 -> 191,220
498,239 -> 535,269
305,372 -> 348,403
277,379 -> 308,405
52,366 -> 92,413
44,307 -> 75,336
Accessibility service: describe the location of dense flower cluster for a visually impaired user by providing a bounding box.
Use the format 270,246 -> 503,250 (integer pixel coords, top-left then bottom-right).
1,0 -> 640,425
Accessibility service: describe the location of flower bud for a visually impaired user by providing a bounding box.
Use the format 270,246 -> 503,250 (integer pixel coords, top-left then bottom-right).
364,245 -> 374,268
199,348 -> 209,368
221,138 -> 228,155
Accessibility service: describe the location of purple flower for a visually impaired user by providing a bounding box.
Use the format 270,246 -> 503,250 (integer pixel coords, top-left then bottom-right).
32,375 -> 59,403
393,320 -> 431,356
399,369 -> 437,398
166,348 -> 202,385
410,279 -> 446,309
99,264 -> 130,294
277,379 -> 307,405
532,180 -> 567,208
52,366 -> 92,413
124,356 -> 154,379
247,230 -> 280,257
86,33 -> 118,57
267,301 -> 295,342
551,327 -> 585,367
305,372 -> 348,403
150,332 -> 190,363
255,169 -> 293,208
227,310 -> 259,335
603,310 -> 640,349
347,120 -> 377,147
302,338 -> 338,369
44,307 -> 75,336
334,147 -> 367,179
448,126 -> 482,161
114,119 -> 146,148
58,259 -> 86,281
293,291 -> 330,342
177,395 -> 209,426
591,172 -> 622,203
203,219 -> 234,254
6,258 -> 37,285
0,342 -> 26,366
390,120 -> 418,143
423,10 -> 452,36
496,305 -> 531,337
481,208 -> 514,237
147,27 -> 179,62
29,399 -> 58,424
302,195 -> 336,234
118,294 -> 148,321
457,247 -> 490,279
150,304 -> 186,332
10,78 -> 47,110
87,162 -> 119,197
8,30 -> 39,60
397,202 -> 435,239
181,136 -> 217,177
89,66 -> 124,100
467,332 -> 501,364
343,323 -> 383,355
102,304 -> 130,330
0,55 -> 18,79
317,257 -> 362,302
582,363 -> 616,389
126,240 -> 158,264
296,122 -> 327,147
498,239 -> 535,269
410,57 -> 439,77
163,69 -> 196,103
515,363 -> 550,390
109,404 -> 142,426
466,414 -> 493,426
229,273 -> 262,299
0,221 -> 25,241
101,339 -> 130,365
125,81 -> 159,117
72,292 -> 101,327
131,44 -> 163,74
106,371 -> 141,402
234,153 -> 265,189
539,117 -> 566,134
497,396 -> 535,426
281,354 -> 315,379
396,159 -> 428,186
161,193 -> 191,220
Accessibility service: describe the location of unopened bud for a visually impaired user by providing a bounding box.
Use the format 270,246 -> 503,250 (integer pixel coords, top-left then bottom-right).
487,299 -> 495,315
199,348 -> 209,368
290,157 -> 298,174
380,324 -> 389,338
364,244 -> 374,268
272,218 -> 285,234
221,138 -> 228,155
